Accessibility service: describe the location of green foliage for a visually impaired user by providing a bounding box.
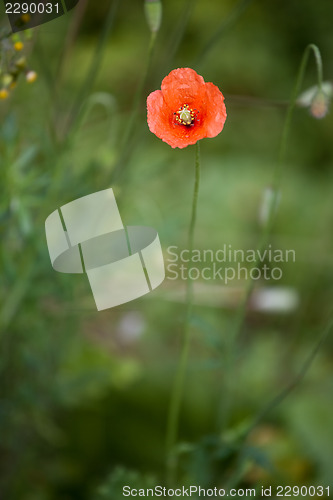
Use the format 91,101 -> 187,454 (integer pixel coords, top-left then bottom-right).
1,0 -> 333,499
95,467 -> 156,500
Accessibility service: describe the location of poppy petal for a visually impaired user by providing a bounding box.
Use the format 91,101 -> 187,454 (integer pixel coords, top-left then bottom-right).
147,90 -> 170,135
204,82 -> 227,138
147,90 -> 180,148
161,67 -> 207,111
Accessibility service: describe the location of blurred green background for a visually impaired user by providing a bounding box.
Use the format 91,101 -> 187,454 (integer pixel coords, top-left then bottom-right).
1,0 -> 333,498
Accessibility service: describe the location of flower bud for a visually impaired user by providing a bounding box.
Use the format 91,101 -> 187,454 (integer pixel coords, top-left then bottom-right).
310,89 -> 330,119
144,0 -> 162,33
297,81 -> 332,120
14,41 -> 24,51
21,14 -> 31,24
259,186 -> 280,227
2,74 -> 13,87
24,28 -> 33,40
26,70 -> 37,83
15,57 -> 27,70
0,89 -> 9,100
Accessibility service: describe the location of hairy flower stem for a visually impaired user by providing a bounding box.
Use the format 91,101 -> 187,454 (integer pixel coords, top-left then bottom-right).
218,44 -> 324,434
166,142 -> 201,486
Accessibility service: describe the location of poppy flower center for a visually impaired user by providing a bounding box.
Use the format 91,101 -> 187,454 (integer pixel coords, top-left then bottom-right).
175,104 -> 196,126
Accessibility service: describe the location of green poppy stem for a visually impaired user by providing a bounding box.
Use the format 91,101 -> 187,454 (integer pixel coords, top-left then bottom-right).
166,141 -> 201,486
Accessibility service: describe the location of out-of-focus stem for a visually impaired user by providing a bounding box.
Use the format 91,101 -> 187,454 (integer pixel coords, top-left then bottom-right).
194,0 -> 253,68
110,31 -> 157,187
218,44 -> 324,433
66,0 -> 120,136
275,43 -> 323,185
243,316 -> 333,438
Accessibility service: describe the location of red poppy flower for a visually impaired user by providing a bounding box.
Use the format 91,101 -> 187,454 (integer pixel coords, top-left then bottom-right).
147,67 -> 227,149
